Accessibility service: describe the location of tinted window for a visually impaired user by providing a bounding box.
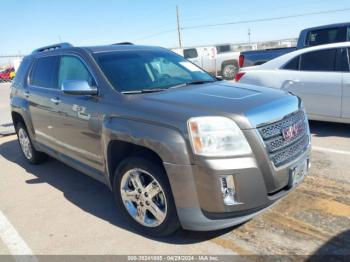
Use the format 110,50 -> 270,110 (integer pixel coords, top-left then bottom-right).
283,56 -> 300,70
183,49 -> 198,59
300,49 -> 336,72
58,56 -> 94,89
307,27 -> 347,47
216,45 -> 232,54
30,56 -> 58,88
96,50 -> 214,93
335,48 -> 349,72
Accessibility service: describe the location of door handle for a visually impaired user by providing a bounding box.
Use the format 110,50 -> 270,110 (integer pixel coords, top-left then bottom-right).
288,79 -> 300,84
50,97 -> 61,104
24,90 -> 30,98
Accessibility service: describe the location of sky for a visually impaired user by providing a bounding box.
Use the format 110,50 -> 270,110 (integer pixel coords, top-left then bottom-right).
1,0 -> 350,55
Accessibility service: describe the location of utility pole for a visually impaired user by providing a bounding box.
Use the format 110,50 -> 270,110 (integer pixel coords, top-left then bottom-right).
248,28 -> 251,44
176,5 -> 183,48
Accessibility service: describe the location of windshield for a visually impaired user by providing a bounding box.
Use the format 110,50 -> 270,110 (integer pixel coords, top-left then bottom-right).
95,49 -> 215,93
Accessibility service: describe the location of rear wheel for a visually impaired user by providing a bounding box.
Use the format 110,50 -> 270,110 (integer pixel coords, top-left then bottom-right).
113,157 -> 180,237
16,122 -> 47,164
222,63 -> 237,80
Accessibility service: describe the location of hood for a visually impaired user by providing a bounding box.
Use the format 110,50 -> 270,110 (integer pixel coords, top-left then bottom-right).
131,81 -> 301,129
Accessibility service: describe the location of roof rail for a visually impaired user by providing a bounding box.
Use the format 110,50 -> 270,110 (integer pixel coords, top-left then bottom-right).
31,42 -> 73,54
112,42 -> 134,45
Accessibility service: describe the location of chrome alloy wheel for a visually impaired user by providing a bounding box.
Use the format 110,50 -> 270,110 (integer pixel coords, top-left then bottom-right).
120,168 -> 167,227
18,128 -> 32,160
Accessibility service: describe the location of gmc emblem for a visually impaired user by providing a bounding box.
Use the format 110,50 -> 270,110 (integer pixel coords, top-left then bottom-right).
282,121 -> 303,141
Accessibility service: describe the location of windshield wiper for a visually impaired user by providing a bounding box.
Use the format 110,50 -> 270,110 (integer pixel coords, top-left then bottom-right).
170,80 -> 216,89
121,88 -> 167,94
121,80 -> 216,94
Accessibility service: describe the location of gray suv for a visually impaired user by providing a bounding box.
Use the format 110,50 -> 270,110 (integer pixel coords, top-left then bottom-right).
10,43 -> 311,236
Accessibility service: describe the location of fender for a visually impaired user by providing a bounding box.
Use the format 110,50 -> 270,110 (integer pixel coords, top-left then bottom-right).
10,96 -> 36,140
221,59 -> 238,67
101,117 -> 193,183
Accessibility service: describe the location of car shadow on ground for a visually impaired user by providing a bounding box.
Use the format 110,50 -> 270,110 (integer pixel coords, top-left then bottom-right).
307,229 -> 350,260
309,120 -> 350,138
0,138 -> 234,244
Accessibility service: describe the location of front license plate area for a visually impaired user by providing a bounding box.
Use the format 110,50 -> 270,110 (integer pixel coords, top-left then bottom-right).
289,159 -> 308,187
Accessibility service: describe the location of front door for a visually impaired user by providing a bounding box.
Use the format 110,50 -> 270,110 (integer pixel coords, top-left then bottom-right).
54,55 -> 103,171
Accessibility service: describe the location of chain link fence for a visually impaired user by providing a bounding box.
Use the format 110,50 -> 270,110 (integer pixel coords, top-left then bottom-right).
0,55 -> 24,83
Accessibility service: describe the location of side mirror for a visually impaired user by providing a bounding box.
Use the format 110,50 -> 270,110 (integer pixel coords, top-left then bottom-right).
62,80 -> 98,95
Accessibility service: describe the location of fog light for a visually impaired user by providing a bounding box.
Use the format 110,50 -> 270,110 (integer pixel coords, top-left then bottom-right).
220,176 -> 239,206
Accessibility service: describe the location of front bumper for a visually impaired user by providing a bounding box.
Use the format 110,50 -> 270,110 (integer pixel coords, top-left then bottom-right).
164,146 -> 311,231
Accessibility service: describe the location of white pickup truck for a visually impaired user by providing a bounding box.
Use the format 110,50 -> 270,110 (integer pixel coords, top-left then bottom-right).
172,44 -> 240,80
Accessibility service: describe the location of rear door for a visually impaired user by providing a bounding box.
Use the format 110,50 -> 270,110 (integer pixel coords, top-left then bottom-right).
27,56 -> 61,149
281,48 -> 342,118
341,48 -> 350,119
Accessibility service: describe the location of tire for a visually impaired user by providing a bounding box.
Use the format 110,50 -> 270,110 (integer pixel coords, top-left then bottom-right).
113,156 -> 180,237
222,63 -> 237,80
15,122 -> 48,164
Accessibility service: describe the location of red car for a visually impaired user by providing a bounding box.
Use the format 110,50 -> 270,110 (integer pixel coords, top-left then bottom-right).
0,67 -> 15,82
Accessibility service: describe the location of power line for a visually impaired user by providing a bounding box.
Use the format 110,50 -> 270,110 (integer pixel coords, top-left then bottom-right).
182,8 -> 350,30
133,7 -> 350,42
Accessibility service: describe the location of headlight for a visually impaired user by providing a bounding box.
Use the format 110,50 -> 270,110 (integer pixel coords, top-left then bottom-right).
187,117 -> 251,157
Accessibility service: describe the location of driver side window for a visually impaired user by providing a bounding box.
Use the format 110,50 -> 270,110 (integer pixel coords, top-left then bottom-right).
58,56 -> 94,89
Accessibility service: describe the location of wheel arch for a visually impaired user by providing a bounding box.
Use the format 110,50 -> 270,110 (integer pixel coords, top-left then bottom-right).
10,97 -> 35,138
102,117 -> 192,188
106,140 -> 166,187
11,111 -> 25,128
221,59 -> 239,70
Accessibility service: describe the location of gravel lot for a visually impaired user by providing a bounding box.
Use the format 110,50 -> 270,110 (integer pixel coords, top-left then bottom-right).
0,83 -> 349,259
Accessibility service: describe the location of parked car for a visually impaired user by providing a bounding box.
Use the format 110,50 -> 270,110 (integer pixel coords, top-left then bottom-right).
239,22 -> 350,68
237,42 -> 350,124
11,42 -> 311,236
9,70 -> 16,79
0,67 -> 15,82
172,44 -> 240,80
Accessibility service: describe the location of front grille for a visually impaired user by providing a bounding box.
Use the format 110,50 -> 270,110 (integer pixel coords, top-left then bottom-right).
258,110 -> 310,167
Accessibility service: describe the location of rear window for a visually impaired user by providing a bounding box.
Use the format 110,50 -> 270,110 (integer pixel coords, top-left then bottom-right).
307,27 -> 347,47
300,49 -> 337,72
216,45 -> 232,54
12,58 -> 32,86
183,48 -> 198,59
30,56 -> 58,88
283,56 -> 300,70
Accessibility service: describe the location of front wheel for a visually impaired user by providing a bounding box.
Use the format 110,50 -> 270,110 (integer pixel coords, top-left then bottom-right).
113,157 -> 180,237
